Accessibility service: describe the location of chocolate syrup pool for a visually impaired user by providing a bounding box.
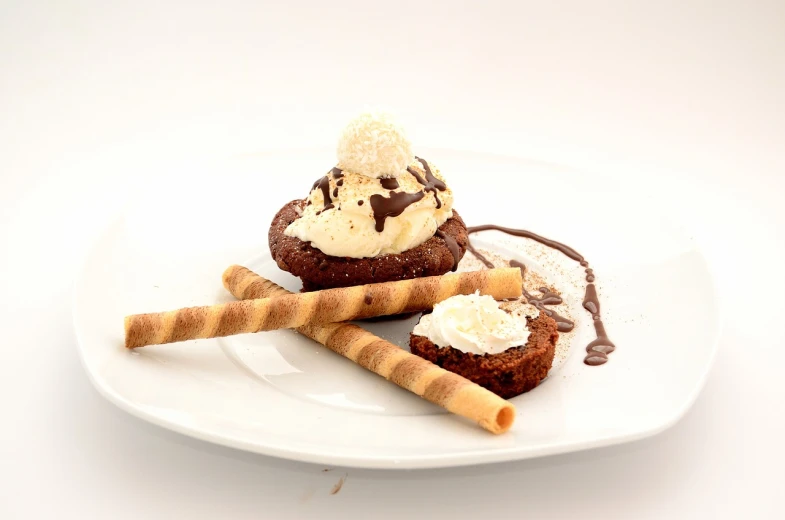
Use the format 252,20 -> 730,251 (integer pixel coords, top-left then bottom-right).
467,225 -> 615,366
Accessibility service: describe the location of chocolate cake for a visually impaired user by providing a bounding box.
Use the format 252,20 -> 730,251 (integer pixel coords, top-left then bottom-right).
269,199 -> 469,291
410,313 -> 559,399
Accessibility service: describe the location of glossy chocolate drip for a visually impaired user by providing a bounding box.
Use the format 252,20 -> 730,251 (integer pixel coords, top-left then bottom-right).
380,178 -> 399,190
468,225 -> 584,263
337,179 -> 344,187
467,243 -> 495,268
469,225 -> 614,366
332,187 -> 339,198
357,200 -> 364,206
416,157 -> 446,190
407,157 -> 446,209
312,176 -> 333,212
509,260 -> 575,333
435,229 -> 460,272
369,191 -> 425,232
582,283 -> 614,365
529,293 -> 574,333
331,167 -> 343,178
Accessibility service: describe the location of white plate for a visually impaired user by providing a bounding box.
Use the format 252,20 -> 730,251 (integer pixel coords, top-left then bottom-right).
73,148 -> 719,469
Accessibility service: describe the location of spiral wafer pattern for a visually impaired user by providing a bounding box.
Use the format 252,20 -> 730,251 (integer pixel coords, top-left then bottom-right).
125,267 -> 522,349
222,265 -> 516,434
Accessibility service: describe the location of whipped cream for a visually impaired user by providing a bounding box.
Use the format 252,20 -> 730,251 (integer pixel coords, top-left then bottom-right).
284,110 -> 453,258
284,160 -> 453,258
412,292 -> 530,355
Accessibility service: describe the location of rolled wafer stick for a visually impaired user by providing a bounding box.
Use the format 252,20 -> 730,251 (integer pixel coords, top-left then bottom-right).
124,267 -> 522,349
221,265 -> 516,435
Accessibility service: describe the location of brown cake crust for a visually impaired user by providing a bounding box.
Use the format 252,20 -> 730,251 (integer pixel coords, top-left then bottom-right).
409,314 -> 559,399
269,199 -> 469,291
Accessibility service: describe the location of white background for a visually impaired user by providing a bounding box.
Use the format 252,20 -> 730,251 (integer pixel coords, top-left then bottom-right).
1,1 -> 784,518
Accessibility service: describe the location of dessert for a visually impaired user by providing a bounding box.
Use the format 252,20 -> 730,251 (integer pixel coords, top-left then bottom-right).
466,225 -> 615,366
269,110 -> 468,291
120,109 -> 620,435
124,267 -> 523,349
222,265 -> 515,434
410,292 -> 559,398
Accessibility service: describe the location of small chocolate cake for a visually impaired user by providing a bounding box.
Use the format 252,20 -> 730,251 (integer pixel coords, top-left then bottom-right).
269,199 -> 469,291
410,314 -> 559,399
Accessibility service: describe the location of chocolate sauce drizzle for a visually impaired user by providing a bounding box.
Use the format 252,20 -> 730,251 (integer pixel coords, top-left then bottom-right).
370,156 -> 448,230
467,225 -> 614,366
312,176 -> 334,213
314,158 -> 447,228
582,284 -> 615,365
509,260 -> 574,333
369,191 -> 425,232
407,157 -> 447,209
466,242 -> 494,268
380,178 -> 399,190
435,229 -> 460,272
312,169 -> 345,213
469,225 -> 584,263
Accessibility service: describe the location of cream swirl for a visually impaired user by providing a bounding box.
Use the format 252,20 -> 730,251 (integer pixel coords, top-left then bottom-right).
284,160 -> 453,258
412,292 -> 530,355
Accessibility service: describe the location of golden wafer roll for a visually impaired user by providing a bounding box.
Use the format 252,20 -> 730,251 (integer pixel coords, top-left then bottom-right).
125,268 -> 522,349
221,265 -> 516,435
